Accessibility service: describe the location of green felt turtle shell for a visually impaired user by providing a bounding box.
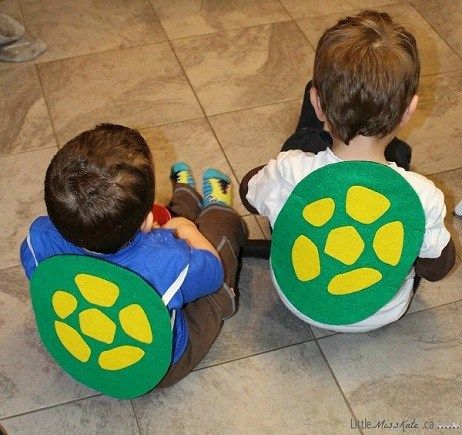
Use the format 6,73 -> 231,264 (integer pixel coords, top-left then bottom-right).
30,255 -> 173,399
271,161 -> 425,325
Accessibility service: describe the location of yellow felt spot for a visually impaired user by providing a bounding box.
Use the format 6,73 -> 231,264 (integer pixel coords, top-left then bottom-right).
346,186 -> 390,224
75,274 -> 119,307
119,304 -> 153,344
328,268 -> 382,295
373,221 -> 404,266
324,226 -> 365,265
302,198 -> 335,227
54,321 -> 91,363
292,235 -> 320,281
79,308 -> 116,344
98,346 -> 145,371
52,290 -> 78,319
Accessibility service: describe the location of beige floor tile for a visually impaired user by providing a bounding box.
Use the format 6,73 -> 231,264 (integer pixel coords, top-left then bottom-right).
198,257 -> 314,368
0,148 -> 55,270
243,215 -> 265,239
297,3 -> 462,77
409,258 -> 462,315
2,396 -> 138,433
0,0 -> 21,21
173,22 -> 314,115
209,99 -> 302,180
0,266 -> 94,418
280,0 -> 402,19
37,43 -> 203,146
401,71 -> 462,175
318,302 -> 461,425
0,66 -> 56,156
411,0 -> 462,57
140,118 -> 246,215
18,0 -> 166,63
152,0 -> 290,39
255,214 -> 272,239
133,341 -> 356,434
0,1 -> 34,71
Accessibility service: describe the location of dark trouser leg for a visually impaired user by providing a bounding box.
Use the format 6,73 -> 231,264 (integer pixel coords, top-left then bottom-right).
196,204 -> 248,317
167,183 -> 202,221
156,203 -> 248,389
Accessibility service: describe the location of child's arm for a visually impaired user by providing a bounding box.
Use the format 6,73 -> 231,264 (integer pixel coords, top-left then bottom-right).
163,217 -> 219,258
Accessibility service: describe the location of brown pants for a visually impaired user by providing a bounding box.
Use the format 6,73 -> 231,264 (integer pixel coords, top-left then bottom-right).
156,184 -> 248,388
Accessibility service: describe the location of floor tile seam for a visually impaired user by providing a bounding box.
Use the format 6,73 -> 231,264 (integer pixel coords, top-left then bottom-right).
5,1 -> 60,152
409,2 -> 462,62
0,144 -> 58,160
313,339 -> 364,435
29,19 -> 303,68
162,17 -> 248,189
162,18 -> 296,44
193,336 -> 316,373
426,167 -> 462,177
205,96 -> 304,121
0,393 -> 101,422
280,0 -> 405,22
129,400 -> 142,435
315,299 -> 462,345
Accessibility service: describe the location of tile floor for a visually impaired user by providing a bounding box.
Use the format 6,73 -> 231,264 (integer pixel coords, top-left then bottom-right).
1,0 -> 461,433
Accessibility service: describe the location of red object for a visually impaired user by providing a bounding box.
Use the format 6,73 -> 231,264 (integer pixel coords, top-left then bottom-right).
152,204 -> 171,226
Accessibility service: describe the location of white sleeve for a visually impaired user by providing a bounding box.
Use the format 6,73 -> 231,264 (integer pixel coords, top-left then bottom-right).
246,150 -> 311,226
418,182 -> 451,259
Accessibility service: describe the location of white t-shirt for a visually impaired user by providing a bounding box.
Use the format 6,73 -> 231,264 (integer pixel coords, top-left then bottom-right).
247,148 -> 451,332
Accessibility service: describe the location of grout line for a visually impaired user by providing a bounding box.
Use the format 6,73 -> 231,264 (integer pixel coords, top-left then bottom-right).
409,2 -> 462,62
0,144 -> 57,161
426,167 -> 462,177
152,7 -> 247,189
129,400 -> 142,435
193,336 -> 316,372
163,19 -> 294,44
15,0 -> 61,148
314,339 -> 364,435
206,96 -> 303,119
0,393 -> 101,422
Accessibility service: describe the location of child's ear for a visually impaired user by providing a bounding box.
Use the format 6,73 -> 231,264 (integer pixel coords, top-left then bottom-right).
309,86 -> 327,122
399,95 -> 419,127
140,211 -> 154,233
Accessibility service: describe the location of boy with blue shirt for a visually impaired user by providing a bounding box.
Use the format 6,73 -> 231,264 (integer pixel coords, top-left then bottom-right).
21,123 -> 247,387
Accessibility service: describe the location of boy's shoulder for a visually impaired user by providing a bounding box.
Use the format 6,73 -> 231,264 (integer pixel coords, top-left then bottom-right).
390,164 -> 444,209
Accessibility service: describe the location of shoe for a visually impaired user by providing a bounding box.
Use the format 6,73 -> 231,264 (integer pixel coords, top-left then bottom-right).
202,168 -> 231,207
170,162 -> 195,187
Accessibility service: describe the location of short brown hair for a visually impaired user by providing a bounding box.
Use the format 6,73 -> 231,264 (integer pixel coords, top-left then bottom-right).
45,124 -> 154,253
313,10 -> 420,144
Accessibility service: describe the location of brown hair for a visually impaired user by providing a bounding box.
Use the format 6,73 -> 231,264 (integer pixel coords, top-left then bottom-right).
45,124 -> 154,253
313,10 -> 420,144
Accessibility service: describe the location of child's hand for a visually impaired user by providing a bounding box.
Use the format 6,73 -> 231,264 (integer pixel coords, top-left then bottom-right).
162,217 -> 196,231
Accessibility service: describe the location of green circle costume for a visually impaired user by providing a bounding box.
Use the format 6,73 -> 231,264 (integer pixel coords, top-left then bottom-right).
30,255 -> 173,399
271,161 -> 425,326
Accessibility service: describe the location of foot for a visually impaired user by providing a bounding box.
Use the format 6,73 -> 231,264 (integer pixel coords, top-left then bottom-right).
0,14 -> 25,45
170,162 -> 195,188
202,168 -> 231,207
0,35 -> 47,62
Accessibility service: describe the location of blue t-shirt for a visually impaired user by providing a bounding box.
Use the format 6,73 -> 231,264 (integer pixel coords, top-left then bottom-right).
20,216 -> 224,363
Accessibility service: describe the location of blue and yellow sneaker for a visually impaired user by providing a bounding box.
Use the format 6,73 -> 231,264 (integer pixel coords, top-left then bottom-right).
170,162 -> 195,187
202,168 -> 232,207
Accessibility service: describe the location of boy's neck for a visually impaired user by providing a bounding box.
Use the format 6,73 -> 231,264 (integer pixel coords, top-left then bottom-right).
331,132 -> 394,165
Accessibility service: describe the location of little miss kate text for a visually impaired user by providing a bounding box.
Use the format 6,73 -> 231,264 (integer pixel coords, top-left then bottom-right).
351,418 -> 418,430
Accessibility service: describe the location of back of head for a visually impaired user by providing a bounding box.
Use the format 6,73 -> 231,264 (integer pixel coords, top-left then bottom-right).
313,10 -> 420,144
45,124 -> 154,253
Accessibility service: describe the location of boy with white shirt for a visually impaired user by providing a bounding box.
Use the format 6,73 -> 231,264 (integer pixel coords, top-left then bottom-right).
240,10 -> 455,331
